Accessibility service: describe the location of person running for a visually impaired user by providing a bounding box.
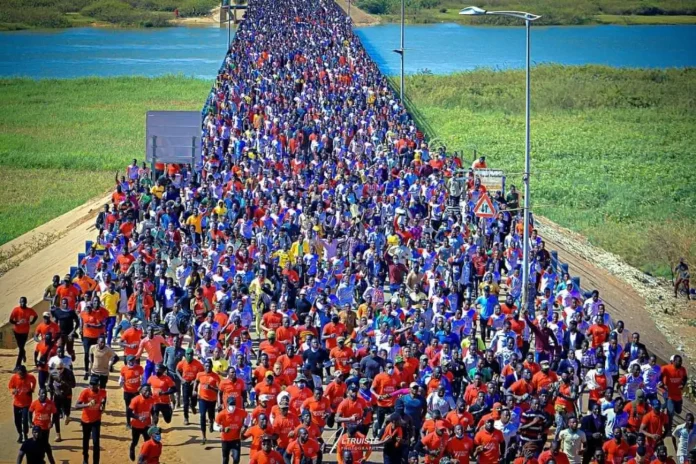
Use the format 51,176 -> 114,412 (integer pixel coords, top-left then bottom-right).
176,348 -> 204,425
10,297 -> 38,369
9,365 -> 37,443
136,326 -> 169,384
120,355 -> 144,428
28,387 -> 57,464
193,358 -> 220,444
128,385 -> 156,462
74,375 -> 107,464
215,395 -> 250,464
79,303 -> 106,381
47,360 -> 75,441
89,335 -> 119,389
17,426 -> 50,464
147,363 -> 176,425
138,426 -> 163,464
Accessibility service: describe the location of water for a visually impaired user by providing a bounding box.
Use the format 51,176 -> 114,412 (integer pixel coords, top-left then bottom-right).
1,24 -> 695,79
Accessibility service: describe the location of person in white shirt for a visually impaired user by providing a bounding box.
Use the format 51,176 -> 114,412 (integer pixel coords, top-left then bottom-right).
426,385 -> 455,417
582,290 -> 603,318
48,346 -> 73,375
671,413 -> 695,464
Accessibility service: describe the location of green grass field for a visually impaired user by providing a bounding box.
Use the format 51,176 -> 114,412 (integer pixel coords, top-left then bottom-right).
403,65 -> 696,276
363,0 -> 696,25
0,76 -> 210,244
1,68 -> 694,275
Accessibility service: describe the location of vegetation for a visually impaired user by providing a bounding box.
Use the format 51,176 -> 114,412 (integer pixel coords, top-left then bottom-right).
402,65 -> 696,276
0,0 -> 221,30
0,76 -> 210,244
358,0 -> 696,26
1,68 -> 694,274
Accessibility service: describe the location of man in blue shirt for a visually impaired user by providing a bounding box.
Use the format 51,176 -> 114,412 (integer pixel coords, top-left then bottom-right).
396,382 -> 426,435
475,286 -> 498,342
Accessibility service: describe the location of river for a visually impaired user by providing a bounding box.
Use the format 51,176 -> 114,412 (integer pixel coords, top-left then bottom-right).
1,24 -> 695,79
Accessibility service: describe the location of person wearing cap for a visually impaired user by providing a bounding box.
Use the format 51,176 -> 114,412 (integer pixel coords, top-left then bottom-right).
147,363 -> 176,425
336,383 -> 369,429
532,359 -> 559,393
193,359 -> 221,444
330,336 -> 355,376
128,384 -> 155,461
254,371 -> 281,410
285,374 -> 312,416
74,375 -> 107,464
138,425 -> 162,464
421,417 -> 448,464
360,344 -> 386,381
176,348 -> 203,425
252,434 -> 284,464
33,312 -> 60,345
259,329 -> 286,367
269,395 -> 299,458
119,354 -> 144,428
215,396 -> 250,464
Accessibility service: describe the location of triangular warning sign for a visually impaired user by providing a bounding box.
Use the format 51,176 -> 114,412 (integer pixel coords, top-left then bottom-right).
474,193 -> 496,218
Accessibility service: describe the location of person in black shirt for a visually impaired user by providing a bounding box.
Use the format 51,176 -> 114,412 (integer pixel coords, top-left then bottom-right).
51,299 -> 79,362
17,426 -> 48,464
359,345 -> 385,381
301,337 -> 329,380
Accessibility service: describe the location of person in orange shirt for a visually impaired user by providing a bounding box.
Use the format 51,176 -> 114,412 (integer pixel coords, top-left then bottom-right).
603,427 -> 630,464
371,360 -> 398,435
286,427 -> 321,464
270,399 -> 299,451
301,387 -> 331,430
422,426 -> 448,464
532,360 -> 559,393
8,365 -> 37,442
659,355 -> 688,433
176,348 -> 204,425
260,305 -> 283,336
639,401 -> 668,448
330,337 -> 355,376
120,319 -> 143,358
446,402 -> 476,435
250,435 -> 285,464
244,413 -> 276,459
322,314 -> 346,351
29,387 -> 57,462
193,359 -> 220,444
254,371 -> 282,409
33,312 -> 60,344
446,424 -> 475,464
138,426 -> 163,464
325,371 -> 348,412
474,418 -> 506,464
219,366 -> 246,409
9,296 -> 38,369
336,384 -> 368,429
80,303 -> 106,380
148,363 -> 176,425
54,274 -> 80,309
128,384 -> 156,461
75,376 -> 107,464
34,331 -> 58,389
275,317 -> 297,348
285,374 -> 313,416
258,331 -> 286,367
336,424 -> 372,464
215,396 -> 250,464
276,345 -> 303,383
120,355 -> 144,427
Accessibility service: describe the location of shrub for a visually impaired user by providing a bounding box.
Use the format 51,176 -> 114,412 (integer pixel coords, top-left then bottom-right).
177,0 -> 216,17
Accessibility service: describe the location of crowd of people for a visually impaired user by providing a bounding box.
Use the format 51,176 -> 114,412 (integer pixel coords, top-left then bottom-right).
6,0 -> 696,463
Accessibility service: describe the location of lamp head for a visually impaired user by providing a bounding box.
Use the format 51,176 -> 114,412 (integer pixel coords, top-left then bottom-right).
459,6 -> 486,15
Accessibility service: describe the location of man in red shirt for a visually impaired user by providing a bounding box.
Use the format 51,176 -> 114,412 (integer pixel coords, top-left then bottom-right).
422,425 -> 447,464
215,396 -> 250,464
29,387 -> 57,463
120,355 -> 144,428
8,365 -> 37,442
250,435 -> 284,464
446,424 -> 475,464
148,363 -> 176,425
75,376 -> 107,464
539,440 -> 570,464
474,418 -> 505,464
371,360 -> 398,435
128,384 -> 156,461
9,296 -> 38,369
603,427 -> 630,464
138,425 -> 163,464
287,427 -> 321,464
176,348 -> 204,425
659,355 -> 688,433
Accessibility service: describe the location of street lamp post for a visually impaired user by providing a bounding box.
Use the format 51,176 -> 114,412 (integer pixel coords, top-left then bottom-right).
392,0 -> 405,100
459,6 -> 541,310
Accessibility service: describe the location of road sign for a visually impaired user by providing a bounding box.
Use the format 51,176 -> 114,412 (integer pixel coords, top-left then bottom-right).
474,193 -> 497,218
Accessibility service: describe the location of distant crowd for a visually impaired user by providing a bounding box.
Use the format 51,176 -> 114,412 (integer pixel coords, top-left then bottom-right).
7,0 -> 695,463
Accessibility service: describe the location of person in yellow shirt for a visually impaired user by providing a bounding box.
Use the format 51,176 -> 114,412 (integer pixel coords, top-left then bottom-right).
272,248 -> 291,268
213,200 -> 227,217
100,281 -> 120,347
248,271 -> 273,338
150,181 -> 165,200
185,208 -> 203,237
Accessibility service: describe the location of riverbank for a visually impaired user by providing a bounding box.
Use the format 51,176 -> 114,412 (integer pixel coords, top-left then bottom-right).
360,0 -> 696,25
1,66 -> 694,275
